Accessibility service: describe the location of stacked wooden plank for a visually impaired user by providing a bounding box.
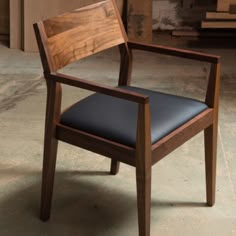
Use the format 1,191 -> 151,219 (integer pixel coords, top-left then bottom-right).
202,0 -> 236,28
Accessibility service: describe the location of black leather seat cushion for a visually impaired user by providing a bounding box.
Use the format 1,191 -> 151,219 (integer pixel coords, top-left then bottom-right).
60,86 -> 208,147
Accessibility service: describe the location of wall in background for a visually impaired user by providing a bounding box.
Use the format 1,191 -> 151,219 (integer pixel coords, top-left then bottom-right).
1,0 -> 217,41
153,0 -> 215,30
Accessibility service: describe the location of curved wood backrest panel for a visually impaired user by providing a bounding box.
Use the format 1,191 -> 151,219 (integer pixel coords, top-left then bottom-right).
36,0 -> 127,72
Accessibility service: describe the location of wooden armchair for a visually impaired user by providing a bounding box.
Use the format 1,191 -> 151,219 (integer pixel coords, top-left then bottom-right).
33,1 -> 220,235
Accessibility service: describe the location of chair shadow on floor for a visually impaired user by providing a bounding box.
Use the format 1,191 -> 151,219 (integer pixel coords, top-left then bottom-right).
0,167 -> 207,236
0,168 -> 136,236
152,200 -> 207,209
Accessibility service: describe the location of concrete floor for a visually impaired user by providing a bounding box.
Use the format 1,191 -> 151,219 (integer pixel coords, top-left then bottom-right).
0,34 -> 236,235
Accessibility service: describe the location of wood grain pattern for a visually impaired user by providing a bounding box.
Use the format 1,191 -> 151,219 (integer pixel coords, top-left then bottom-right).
43,1 -> 119,38
44,1 -> 126,70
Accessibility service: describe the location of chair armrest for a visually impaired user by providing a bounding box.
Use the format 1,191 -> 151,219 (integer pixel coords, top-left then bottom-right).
46,72 -> 149,104
128,40 -> 220,64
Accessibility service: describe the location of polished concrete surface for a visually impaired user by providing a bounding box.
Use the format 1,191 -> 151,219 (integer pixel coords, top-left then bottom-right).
0,35 -> 236,235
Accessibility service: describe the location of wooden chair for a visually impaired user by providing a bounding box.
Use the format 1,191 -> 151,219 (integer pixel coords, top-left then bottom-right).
33,0 -> 220,235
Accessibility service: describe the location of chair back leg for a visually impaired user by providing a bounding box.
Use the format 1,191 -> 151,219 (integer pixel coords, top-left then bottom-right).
110,159 -> 120,175
40,80 -> 61,221
40,137 -> 58,221
204,122 -> 218,206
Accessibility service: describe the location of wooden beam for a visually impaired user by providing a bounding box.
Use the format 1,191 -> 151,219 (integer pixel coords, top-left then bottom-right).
10,0 -> 22,49
127,0 -> 152,43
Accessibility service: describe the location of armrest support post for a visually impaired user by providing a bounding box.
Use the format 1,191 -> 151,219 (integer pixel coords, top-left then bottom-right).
206,63 -> 221,110
119,44 -> 133,86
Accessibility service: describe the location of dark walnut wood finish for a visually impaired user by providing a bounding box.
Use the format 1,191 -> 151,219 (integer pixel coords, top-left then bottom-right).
34,0 -> 220,235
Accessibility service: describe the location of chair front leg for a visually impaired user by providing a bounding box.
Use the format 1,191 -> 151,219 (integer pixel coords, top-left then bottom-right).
204,63 -> 220,206
110,159 -> 120,175
136,164 -> 152,236
40,80 -> 62,221
136,102 -> 152,236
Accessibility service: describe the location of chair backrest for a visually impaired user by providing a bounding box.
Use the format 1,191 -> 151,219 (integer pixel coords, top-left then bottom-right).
34,0 -> 127,73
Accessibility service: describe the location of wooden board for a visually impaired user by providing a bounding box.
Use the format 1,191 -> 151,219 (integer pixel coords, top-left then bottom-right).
44,1 -> 126,70
206,11 -> 236,19
217,0 -> 236,12
202,20 -> 236,28
127,0 -> 152,43
10,0 -> 22,49
0,0 -> 9,35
